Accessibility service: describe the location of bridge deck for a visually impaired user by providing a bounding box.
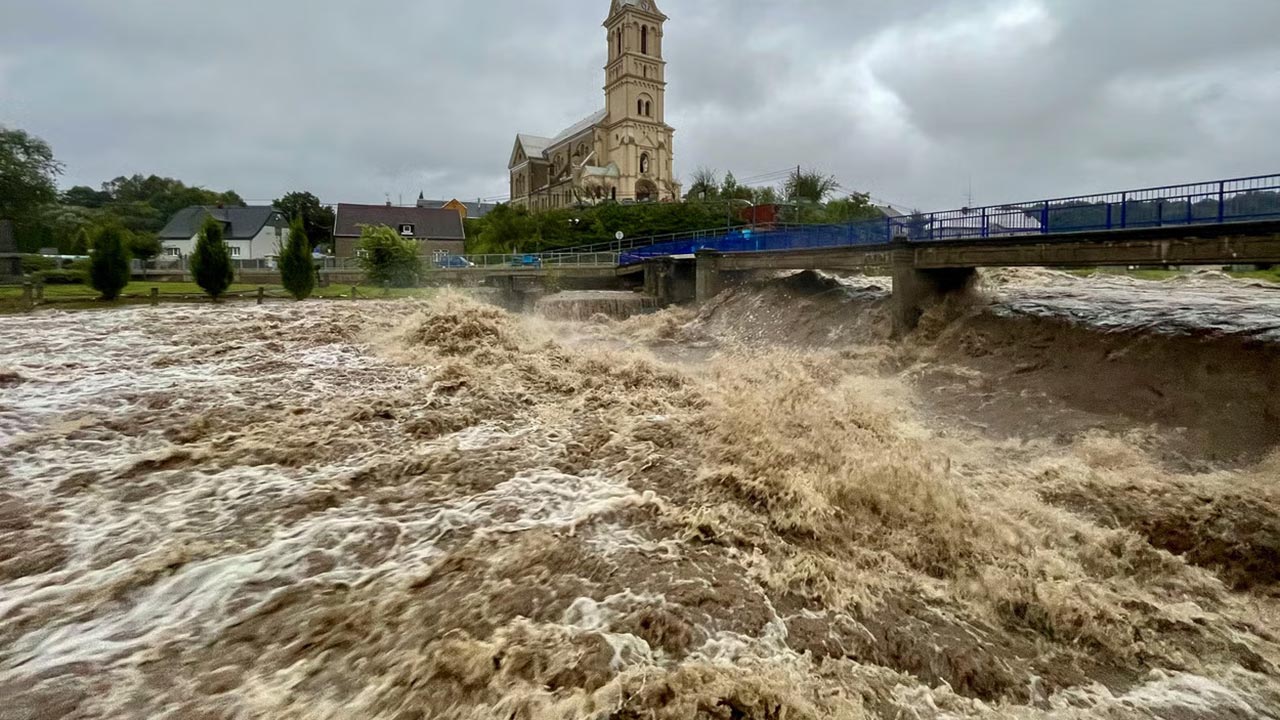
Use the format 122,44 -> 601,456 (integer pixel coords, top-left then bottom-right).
707,219 -> 1280,272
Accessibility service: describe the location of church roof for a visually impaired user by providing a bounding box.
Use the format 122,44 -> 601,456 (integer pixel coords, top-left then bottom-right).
550,109 -> 607,148
513,109 -> 607,167
516,134 -> 553,160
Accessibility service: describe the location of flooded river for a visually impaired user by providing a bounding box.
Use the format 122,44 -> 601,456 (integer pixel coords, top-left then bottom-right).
1,272 -> 1278,719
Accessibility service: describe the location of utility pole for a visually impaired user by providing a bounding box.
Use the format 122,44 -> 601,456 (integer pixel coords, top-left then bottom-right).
795,165 -> 802,225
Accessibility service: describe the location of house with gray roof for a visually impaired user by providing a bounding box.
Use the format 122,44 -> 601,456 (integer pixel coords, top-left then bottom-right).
332,203 -> 466,258
415,195 -> 498,220
158,206 -> 290,261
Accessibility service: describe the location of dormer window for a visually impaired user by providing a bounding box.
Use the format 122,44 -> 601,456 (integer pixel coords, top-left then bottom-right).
399,224 -> 415,236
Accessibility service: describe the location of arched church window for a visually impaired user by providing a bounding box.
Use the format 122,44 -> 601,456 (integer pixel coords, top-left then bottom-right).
640,153 -> 650,174
617,30 -> 623,56
641,26 -> 648,55
644,101 -> 652,117
637,99 -> 643,115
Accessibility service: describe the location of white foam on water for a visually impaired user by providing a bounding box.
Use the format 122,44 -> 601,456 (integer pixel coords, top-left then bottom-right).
1117,672 -> 1266,718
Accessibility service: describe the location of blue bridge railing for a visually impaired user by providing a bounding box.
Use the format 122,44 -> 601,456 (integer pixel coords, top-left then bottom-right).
618,173 -> 1280,266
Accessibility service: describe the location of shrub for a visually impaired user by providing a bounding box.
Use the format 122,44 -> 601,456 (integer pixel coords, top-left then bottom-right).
88,225 -> 132,300
35,269 -> 86,285
279,216 -> 315,300
357,225 -> 421,287
190,216 -> 234,300
20,254 -> 55,274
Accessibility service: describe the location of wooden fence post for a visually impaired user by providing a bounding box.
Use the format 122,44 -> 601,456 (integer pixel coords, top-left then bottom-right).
351,285 -> 358,300
150,287 -> 159,306
33,281 -> 44,303
21,283 -> 33,311
257,287 -> 265,305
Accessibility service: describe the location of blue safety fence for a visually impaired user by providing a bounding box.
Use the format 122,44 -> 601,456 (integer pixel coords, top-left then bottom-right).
619,222 -> 892,266
617,173 -> 1280,266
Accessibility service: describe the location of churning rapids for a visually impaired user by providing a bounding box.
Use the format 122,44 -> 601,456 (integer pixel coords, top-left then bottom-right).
1,270 -> 1278,719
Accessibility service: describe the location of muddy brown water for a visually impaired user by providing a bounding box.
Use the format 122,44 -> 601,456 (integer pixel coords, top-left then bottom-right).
0,273 -> 1278,719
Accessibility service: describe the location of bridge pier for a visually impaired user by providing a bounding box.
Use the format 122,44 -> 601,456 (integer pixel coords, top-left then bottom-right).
695,250 -> 724,303
891,245 -> 976,335
645,257 -> 696,306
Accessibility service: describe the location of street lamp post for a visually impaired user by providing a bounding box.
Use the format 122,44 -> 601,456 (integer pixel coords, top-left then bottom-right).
724,198 -> 756,232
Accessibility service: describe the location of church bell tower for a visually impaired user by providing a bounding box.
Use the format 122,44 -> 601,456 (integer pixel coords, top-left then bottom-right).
603,0 -> 675,202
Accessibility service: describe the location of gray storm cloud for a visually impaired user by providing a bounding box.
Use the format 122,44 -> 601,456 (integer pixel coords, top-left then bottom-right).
2,0 -> 1277,210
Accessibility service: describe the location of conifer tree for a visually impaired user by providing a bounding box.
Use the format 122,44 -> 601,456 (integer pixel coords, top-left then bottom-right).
88,224 -> 131,301
279,216 -> 315,300
191,216 -> 234,300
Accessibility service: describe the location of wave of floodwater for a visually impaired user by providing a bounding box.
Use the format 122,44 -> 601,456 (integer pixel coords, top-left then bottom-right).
0,284 -> 1278,719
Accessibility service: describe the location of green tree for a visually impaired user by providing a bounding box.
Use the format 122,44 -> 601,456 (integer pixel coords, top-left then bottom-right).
0,127 -> 62,223
474,204 -> 537,254
191,217 -> 234,300
720,172 -> 756,202
90,175 -> 244,235
821,193 -> 880,224
279,216 -> 315,300
129,233 -> 163,269
751,186 -> 781,205
88,225 -> 131,301
61,185 -> 112,208
684,167 -> 719,201
357,225 -> 421,287
70,226 -> 92,255
32,203 -> 101,253
786,168 -> 839,203
274,191 -> 335,250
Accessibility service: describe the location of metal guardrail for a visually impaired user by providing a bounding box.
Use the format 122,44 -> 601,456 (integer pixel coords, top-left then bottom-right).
452,252 -> 619,269
616,173 -> 1280,265
893,173 -> 1280,241
553,224 -> 810,256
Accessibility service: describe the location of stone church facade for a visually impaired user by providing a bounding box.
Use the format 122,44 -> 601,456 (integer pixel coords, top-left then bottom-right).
509,0 -> 677,210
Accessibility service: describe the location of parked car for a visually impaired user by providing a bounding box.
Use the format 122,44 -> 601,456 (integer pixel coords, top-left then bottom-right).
435,255 -> 476,269
511,254 -> 542,268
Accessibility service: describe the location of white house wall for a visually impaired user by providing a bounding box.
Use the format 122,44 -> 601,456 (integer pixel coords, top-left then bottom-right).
161,226 -> 289,261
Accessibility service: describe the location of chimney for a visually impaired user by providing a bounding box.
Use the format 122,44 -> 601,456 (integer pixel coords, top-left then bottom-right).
385,200 -> 392,207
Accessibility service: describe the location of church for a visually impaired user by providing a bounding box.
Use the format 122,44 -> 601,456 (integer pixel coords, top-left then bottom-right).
509,0 -> 677,210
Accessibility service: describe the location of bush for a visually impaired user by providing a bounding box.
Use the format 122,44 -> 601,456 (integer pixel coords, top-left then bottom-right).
35,269 -> 86,285
89,225 -> 132,300
190,216 -> 234,300
20,254 -> 56,274
357,225 -> 421,287
279,216 -> 315,300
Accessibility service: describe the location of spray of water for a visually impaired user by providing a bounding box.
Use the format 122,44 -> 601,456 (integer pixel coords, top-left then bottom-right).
1,280 -> 1278,719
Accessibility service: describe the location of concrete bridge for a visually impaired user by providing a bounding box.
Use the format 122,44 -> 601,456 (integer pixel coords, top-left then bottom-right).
671,219 -> 1280,333
617,173 -> 1280,333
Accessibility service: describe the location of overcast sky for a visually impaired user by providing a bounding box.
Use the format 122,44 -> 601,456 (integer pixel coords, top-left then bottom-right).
2,0 -> 1279,211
